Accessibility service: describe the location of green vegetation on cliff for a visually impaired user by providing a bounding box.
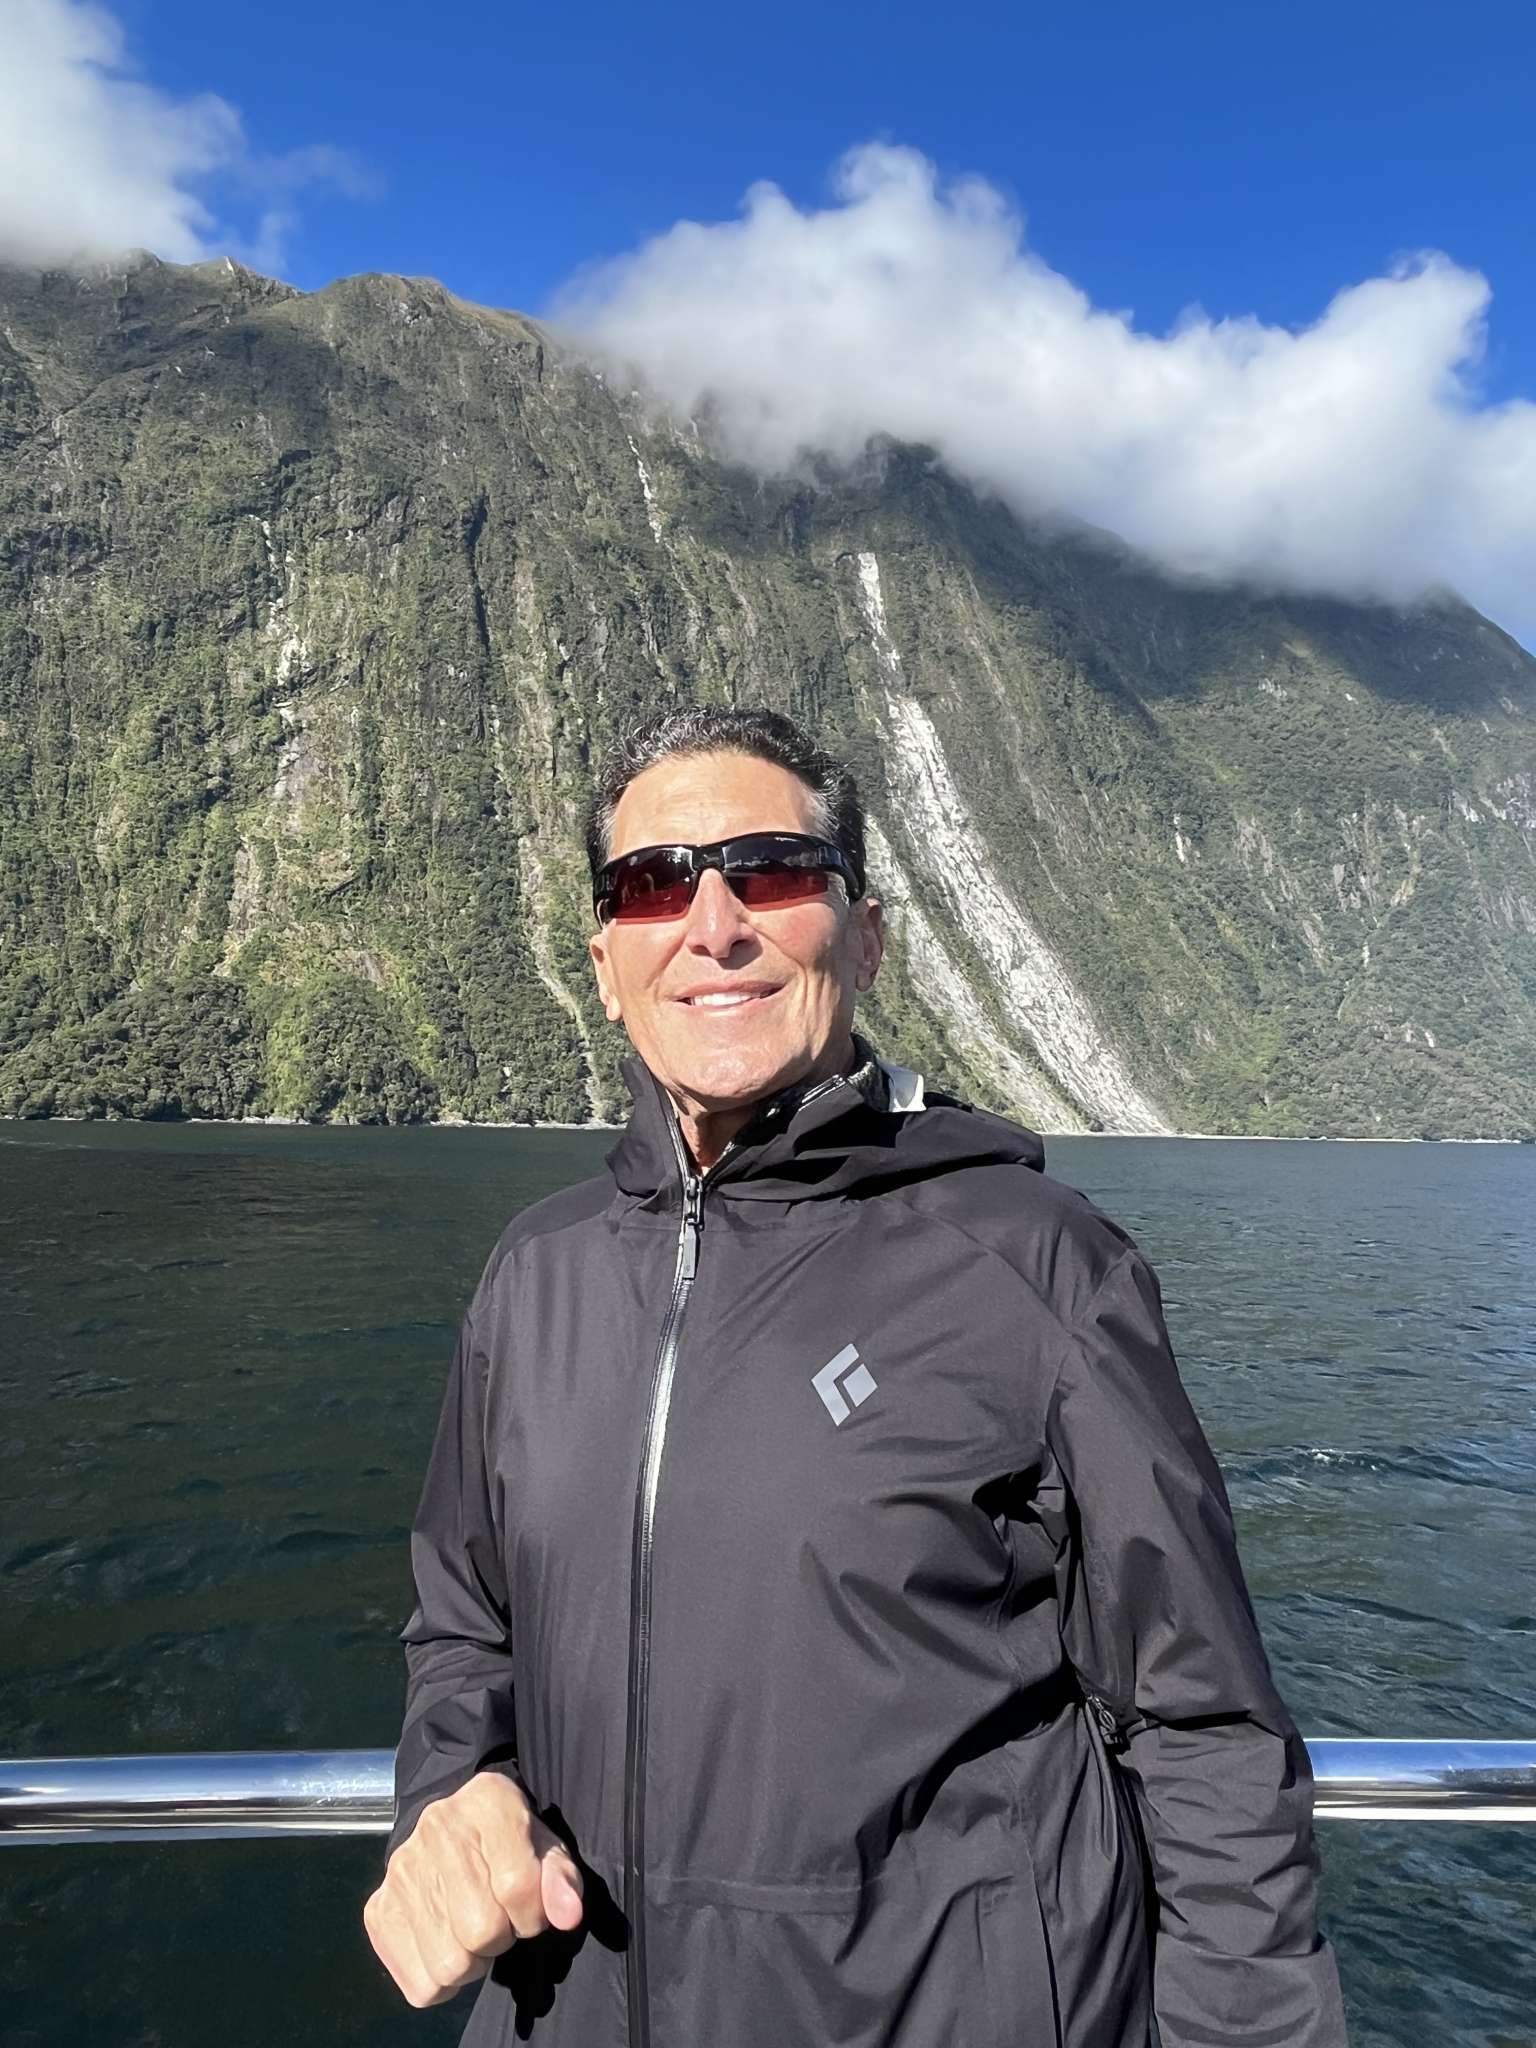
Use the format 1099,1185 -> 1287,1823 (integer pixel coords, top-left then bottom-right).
0,255 -> 1532,1136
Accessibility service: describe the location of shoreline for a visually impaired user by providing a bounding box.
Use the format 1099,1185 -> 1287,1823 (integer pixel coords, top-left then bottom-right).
0,1114 -> 1527,1145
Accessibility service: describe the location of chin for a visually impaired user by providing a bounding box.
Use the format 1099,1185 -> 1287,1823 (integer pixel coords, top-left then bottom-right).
667,1043 -> 807,1112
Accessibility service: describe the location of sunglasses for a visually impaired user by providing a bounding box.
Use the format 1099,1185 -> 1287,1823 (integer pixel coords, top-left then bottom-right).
593,832 -> 864,926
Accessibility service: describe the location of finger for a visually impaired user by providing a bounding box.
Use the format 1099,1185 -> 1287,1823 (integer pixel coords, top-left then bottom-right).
418,1935 -> 491,2005
540,1851 -> 585,1934
367,1882 -> 466,2010
484,1833 -> 555,1939
531,1818 -> 585,1934
438,1833 -> 520,1962
412,1862 -> 495,2001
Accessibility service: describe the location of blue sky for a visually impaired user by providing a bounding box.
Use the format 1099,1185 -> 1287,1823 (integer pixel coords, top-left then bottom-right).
117,0 -> 1533,398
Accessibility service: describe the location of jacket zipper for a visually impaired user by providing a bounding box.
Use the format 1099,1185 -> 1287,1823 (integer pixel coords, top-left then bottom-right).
1083,1690 -> 1152,1753
623,1118 -> 705,2048
1083,1693 -> 1129,1752
621,1070 -> 856,2048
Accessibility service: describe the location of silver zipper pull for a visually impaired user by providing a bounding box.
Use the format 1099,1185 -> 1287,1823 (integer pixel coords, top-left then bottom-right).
679,1177 -> 702,1281
1085,1694 -> 1128,1752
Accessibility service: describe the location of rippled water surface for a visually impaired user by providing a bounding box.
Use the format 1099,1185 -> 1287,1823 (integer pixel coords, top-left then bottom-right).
2,1123 -> 1533,2047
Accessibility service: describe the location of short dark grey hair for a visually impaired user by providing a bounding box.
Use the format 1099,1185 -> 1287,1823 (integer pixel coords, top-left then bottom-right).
584,705 -> 867,897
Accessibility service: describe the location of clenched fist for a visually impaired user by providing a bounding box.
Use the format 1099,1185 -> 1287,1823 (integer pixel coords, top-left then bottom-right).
364,1772 -> 585,2008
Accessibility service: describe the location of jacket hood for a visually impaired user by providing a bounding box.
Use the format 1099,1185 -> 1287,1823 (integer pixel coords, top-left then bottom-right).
606,1043 -> 1046,1206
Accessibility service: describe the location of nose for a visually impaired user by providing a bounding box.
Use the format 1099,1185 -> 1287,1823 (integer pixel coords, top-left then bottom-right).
682,867 -> 755,960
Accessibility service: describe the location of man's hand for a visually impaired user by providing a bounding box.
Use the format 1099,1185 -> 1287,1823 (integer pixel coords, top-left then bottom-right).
364,1772 -> 585,2008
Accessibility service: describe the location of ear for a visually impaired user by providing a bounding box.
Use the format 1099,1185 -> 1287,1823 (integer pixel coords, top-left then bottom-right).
852,897 -> 885,993
588,931 -> 624,1023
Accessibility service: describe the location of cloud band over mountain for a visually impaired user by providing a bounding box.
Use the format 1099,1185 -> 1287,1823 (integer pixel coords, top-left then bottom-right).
553,145 -> 1536,644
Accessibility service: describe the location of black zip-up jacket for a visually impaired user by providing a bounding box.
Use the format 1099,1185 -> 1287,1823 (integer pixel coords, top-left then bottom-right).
388,1052 -> 1348,2048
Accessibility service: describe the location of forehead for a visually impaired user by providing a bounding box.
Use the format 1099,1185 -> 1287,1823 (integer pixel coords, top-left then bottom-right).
609,750 -> 824,855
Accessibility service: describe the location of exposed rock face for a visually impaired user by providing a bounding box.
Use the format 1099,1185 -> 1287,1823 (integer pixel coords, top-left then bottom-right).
1,255 -> 1533,1135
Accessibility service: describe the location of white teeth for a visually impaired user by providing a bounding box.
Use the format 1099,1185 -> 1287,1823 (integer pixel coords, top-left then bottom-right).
686,991 -> 764,1007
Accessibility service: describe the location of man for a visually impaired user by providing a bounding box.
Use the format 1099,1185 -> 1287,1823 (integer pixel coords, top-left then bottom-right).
364,705 -> 1348,2047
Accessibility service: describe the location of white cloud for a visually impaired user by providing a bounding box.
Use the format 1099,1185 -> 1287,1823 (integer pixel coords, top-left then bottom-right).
0,0 -> 367,274
552,144 -> 1536,643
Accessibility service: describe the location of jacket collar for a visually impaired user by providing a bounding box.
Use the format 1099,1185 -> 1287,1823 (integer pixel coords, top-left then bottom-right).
606,1036 -> 879,1199
605,1037 -> 1042,1206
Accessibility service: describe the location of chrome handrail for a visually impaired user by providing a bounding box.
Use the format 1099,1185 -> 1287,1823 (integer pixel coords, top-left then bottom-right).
0,1749 -> 395,1846
1,1741 -> 1534,1844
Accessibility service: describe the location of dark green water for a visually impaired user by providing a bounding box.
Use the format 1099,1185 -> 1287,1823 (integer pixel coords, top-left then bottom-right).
2,1122 -> 1533,2047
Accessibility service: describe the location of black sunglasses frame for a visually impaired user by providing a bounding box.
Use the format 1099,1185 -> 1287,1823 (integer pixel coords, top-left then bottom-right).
592,831 -> 865,926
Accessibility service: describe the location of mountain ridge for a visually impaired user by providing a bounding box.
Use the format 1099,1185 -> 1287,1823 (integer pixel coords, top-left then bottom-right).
1,255 -> 1532,1137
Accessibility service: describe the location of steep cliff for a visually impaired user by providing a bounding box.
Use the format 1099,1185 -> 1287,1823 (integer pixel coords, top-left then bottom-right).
1,255 -> 1532,1135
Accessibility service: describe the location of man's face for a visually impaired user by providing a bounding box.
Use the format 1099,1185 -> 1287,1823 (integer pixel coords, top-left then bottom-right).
588,750 -> 884,1120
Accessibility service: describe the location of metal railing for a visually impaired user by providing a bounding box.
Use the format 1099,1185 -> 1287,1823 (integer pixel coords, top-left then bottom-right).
2,1741 -> 1534,1845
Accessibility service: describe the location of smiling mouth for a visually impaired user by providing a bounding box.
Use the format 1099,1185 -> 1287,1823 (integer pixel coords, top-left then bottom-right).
677,987 -> 781,1009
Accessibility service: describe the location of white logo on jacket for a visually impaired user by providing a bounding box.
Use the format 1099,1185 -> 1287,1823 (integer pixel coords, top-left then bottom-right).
811,1343 -> 878,1425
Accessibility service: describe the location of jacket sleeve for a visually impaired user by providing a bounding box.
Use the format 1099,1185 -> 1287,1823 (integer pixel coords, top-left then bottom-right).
1045,1246 -> 1349,2047
386,1304 -> 524,1862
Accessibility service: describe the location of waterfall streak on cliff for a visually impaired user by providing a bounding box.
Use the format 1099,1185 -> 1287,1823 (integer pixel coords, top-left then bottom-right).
627,436 -> 665,545
857,553 -> 1169,1135
866,820 -> 1085,1131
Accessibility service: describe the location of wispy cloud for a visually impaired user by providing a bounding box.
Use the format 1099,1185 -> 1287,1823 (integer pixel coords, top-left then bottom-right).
553,144 -> 1536,642
0,0 -> 371,275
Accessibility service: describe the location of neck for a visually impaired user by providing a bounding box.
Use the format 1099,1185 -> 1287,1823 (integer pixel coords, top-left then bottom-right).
671,1033 -> 861,1174
676,1101 -> 759,1174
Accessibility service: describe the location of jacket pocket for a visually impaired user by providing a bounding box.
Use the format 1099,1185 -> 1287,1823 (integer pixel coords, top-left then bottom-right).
647,1851 -> 1059,2048
980,1871 -> 1062,2048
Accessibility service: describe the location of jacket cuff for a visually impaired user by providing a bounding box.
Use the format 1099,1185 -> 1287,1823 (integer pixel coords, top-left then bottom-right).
1155,1939 -> 1350,2048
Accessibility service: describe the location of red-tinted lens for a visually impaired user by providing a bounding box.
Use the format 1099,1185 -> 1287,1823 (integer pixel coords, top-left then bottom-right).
602,844 -> 841,922
608,852 -> 694,922
730,864 -> 834,909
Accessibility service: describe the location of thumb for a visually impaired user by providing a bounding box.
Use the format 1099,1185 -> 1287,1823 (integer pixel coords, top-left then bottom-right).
536,1833 -> 585,1933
